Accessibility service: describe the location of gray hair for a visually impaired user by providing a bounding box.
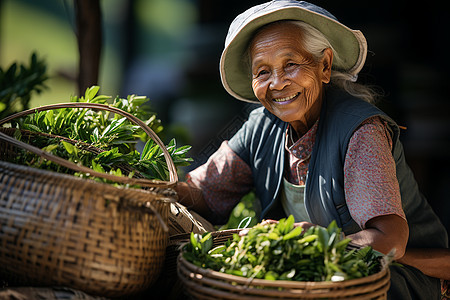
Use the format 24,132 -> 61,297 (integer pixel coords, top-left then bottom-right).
286,20 -> 380,103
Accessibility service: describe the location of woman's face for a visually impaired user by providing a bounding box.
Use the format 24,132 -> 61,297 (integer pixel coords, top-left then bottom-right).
250,22 -> 332,130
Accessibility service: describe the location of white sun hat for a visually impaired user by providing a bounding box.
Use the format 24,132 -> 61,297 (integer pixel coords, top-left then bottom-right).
220,0 -> 368,103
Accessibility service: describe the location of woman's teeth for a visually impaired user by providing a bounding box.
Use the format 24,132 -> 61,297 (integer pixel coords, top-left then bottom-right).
273,93 -> 299,102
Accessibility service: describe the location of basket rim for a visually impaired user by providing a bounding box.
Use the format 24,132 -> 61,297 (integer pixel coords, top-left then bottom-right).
170,228 -> 242,241
177,258 -> 390,299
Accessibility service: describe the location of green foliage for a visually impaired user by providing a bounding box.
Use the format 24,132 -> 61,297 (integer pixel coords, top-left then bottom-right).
220,191 -> 259,230
0,52 -> 48,119
8,86 -> 192,183
138,138 -> 192,181
183,217 -> 384,282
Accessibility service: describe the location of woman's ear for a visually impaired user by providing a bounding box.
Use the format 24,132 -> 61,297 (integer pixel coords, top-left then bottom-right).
321,48 -> 333,83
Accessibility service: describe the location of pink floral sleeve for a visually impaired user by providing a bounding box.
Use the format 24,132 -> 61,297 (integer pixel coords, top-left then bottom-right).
344,116 -> 406,229
186,141 -> 253,222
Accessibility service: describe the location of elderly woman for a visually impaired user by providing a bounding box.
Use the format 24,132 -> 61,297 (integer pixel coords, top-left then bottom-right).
176,1 -> 449,298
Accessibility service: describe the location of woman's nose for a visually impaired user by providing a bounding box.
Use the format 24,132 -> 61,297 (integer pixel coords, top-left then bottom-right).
269,71 -> 289,90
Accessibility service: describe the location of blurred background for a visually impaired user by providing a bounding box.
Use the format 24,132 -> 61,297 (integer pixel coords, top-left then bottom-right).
1,0 -> 449,234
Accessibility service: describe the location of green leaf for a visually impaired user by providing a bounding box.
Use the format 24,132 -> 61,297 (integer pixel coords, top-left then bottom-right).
91,127 -> 99,143
174,144 -> 192,155
22,123 -> 43,133
61,141 -> 76,154
41,144 -> 58,153
238,217 -> 252,229
200,232 -> 212,244
298,234 -> 318,244
190,232 -> 199,249
335,238 -> 351,251
355,246 -> 372,260
281,215 -> 295,234
280,269 -> 296,280
227,269 -> 244,276
317,226 -> 329,253
327,261 -> 342,273
85,85 -> 100,101
90,94 -> 110,104
264,271 -> 279,280
283,226 -> 303,240
91,161 -> 105,173
201,232 -> 213,254
109,167 -> 122,176
277,218 -> 286,233
327,220 -> 340,235
328,232 -> 337,248
267,232 -> 280,240
208,245 -> 226,255
44,110 -> 54,127
100,117 -> 127,138
54,109 -> 67,132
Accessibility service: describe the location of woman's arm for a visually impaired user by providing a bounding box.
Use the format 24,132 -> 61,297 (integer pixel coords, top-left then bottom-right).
344,117 -> 409,260
347,214 -> 409,260
349,215 -> 449,279
175,181 -> 214,217
397,248 -> 450,280
175,141 -> 254,224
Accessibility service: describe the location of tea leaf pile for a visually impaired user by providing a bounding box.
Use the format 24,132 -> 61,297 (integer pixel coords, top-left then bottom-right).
183,216 -> 383,282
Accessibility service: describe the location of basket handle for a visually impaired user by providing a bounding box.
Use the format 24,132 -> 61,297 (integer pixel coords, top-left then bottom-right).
0,102 -> 178,188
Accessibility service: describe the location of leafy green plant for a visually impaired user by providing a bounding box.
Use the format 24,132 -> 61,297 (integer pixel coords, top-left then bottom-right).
0,52 -> 48,119
183,216 -> 385,282
7,86 -> 192,183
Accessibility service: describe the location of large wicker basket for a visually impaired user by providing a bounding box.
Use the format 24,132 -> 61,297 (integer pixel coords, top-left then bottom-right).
0,103 -> 178,297
177,230 -> 391,300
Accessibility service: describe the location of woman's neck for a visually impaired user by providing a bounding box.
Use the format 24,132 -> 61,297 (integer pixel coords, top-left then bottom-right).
290,96 -> 322,138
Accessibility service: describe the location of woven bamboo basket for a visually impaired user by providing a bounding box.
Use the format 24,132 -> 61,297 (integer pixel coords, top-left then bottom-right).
0,286 -> 107,300
177,230 -> 391,300
0,103 -> 178,297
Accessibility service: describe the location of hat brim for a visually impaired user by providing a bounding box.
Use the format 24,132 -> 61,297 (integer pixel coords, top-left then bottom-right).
220,3 -> 367,103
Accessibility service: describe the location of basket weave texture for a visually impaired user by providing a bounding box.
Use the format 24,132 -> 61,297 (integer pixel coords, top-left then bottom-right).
177,230 -> 391,300
0,103 -> 178,297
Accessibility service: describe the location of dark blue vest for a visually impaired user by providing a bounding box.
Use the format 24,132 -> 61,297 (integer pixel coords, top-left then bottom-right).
228,87 -> 448,248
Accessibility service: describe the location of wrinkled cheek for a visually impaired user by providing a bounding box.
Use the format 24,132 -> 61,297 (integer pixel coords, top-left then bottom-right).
304,88 -> 318,104
252,81 -> 265,101
302,73 -> 321,104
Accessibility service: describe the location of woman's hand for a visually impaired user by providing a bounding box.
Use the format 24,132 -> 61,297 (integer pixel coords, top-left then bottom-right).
261,219 -> 315,230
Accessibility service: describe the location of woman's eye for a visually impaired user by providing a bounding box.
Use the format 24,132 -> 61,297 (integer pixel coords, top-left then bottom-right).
256,70 -> 269,77
286,62 -> 298,68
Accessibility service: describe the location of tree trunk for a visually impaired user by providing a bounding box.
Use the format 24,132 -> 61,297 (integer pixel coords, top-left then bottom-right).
75,0 -> 102,96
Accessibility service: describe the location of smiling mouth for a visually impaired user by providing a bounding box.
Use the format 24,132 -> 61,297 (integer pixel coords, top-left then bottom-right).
273,92 -> 300,103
